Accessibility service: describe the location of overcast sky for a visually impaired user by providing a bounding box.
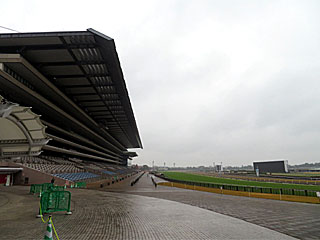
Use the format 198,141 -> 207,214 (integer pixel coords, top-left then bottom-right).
1,0 -> 320,167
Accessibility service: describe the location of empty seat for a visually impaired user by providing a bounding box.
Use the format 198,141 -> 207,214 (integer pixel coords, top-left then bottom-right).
53,172 -> 99,181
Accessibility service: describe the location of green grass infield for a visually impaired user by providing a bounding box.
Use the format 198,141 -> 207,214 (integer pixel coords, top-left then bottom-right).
162,172 -> 320,191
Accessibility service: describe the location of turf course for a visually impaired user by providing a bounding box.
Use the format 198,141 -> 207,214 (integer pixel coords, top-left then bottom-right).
163,172 -> 320,191
273,172 -> 320,177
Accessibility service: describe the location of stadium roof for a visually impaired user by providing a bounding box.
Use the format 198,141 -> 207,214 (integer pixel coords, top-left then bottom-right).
0,28 -> 142,149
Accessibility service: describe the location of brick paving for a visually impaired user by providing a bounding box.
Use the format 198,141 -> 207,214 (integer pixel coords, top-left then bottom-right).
0,183 -> 294,239
110,174 -> 320,240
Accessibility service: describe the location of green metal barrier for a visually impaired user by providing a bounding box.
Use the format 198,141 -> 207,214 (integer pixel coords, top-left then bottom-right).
40,190 -> 71,214
70,182 -> 86,188
52,186 -> 65,191
74,182 -> 86,188
42,183 -> 54,192
30,183 -> 65,194
30,184 -> 43,194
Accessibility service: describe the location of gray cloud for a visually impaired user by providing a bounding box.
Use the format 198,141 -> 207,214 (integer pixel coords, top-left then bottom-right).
1,0 -> 320,166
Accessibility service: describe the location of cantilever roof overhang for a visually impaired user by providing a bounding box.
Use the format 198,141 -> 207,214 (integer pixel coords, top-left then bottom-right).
0,167 -> 23,174
0,29 -> 142,149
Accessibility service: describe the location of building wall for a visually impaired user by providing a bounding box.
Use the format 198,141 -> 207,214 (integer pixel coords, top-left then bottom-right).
0,174 -> 7,184
0,161 -> 67,185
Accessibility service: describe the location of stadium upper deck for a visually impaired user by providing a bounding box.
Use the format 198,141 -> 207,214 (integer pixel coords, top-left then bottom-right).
0,29 -> 142,165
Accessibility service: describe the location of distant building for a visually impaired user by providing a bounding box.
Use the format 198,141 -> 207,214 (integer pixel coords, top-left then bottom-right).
253,160 -> 289,173
157,167 -> 169,171
215,165 -> 223,172
141,165 -> 150,171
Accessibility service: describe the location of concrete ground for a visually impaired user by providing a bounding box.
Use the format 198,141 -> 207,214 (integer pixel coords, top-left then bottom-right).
0,173 -> 317,239
107,174 -> 320,240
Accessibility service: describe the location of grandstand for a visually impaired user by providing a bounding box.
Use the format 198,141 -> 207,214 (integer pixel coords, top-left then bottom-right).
0,29 -> 142,186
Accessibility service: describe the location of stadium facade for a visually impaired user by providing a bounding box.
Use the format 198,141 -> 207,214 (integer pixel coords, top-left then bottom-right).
0,29 -> 142,185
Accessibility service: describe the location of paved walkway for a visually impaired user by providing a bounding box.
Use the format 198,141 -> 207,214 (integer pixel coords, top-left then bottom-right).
0,183 -> 295,239
107,174 -> 320,240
